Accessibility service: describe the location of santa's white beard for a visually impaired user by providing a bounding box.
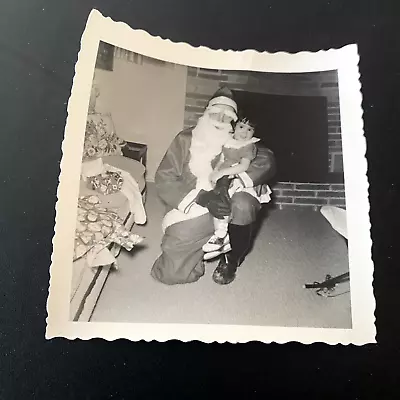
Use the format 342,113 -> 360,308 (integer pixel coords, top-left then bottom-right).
189,114 -> 232,191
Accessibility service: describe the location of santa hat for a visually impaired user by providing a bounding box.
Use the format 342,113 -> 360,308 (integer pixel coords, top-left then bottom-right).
207,87 -> 238,113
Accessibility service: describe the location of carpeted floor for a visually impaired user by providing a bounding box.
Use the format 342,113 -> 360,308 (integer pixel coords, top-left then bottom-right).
91,183 -> 352,328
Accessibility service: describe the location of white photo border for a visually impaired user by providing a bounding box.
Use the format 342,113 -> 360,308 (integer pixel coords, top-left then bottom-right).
46,9 -> 375,344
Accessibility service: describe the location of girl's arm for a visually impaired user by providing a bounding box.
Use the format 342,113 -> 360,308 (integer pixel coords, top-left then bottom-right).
213,153 -> 224,171
210,158 -> 251,184
239,146 -> 276,188
219,157 -> 251,176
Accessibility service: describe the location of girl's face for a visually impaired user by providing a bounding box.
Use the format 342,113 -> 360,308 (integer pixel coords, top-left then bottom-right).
234,122 -> 255,141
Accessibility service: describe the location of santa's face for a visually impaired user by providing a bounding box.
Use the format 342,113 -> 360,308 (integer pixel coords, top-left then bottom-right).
205,104 -> 237,131
190,102 -> 236,188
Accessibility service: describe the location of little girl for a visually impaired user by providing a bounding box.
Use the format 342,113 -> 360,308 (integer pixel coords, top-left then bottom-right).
202,117 -> 260,252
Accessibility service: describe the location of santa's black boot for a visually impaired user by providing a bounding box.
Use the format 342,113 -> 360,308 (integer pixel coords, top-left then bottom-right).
212,223 -> 254,285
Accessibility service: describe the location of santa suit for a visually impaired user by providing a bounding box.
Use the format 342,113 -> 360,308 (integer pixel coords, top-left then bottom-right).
151,116 -> 276,285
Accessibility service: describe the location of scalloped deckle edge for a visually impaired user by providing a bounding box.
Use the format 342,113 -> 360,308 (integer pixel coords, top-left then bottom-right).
46,9 -> 375,345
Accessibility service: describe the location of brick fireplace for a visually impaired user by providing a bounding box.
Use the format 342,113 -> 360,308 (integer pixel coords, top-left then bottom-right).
183,67 -> 345,210
274,182 -> 346,211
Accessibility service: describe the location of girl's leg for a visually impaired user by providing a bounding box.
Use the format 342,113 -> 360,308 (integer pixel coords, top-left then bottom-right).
212,192 -> 261,285
214,216 -> 229,238
202,217 -> 230,252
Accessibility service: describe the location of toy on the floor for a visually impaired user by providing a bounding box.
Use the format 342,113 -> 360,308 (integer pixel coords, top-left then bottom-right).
303,206 -> 350,297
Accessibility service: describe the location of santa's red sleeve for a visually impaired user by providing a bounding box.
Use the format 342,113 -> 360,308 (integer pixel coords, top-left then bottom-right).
237,145 -> 276,188
154,130 -> 200,212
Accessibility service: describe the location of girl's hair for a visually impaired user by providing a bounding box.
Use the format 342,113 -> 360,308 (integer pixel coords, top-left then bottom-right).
235,117 -> 256,129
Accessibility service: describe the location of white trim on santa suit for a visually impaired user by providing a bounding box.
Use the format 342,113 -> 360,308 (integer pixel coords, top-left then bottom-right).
223,136 -> 260,149
161,90 -> 238,233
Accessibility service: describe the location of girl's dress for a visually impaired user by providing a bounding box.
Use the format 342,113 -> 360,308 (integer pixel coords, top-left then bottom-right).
212,137 -> 261,217
219,136 -> 259,170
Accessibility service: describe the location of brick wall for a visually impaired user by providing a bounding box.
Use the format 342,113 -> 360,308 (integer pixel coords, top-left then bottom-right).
273,182 -> 346,210
184,67 -> 345,210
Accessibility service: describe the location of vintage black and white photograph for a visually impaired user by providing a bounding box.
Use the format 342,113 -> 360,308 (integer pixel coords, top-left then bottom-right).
47,10 -> 375,344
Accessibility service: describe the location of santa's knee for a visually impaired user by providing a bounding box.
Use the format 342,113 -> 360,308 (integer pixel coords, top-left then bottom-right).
230,192 -> 261,225
164,214 -> 214,241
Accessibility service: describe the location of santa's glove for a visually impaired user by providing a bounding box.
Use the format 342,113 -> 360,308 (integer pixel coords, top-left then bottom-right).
213,177 -> 232,200
196,190 -> 231,219
196,189 -> 214,207
213,176 -> 232,194
207,196 -> 231,219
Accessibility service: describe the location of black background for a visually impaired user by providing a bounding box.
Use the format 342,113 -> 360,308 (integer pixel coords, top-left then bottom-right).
233,91 -> 329,183
1,0 -> 399,398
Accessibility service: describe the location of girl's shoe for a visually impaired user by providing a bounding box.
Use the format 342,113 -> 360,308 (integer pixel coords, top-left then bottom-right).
202,235 -> 226,252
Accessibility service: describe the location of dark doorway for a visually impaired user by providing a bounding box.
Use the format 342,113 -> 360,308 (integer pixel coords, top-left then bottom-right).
233,91 -> 334,183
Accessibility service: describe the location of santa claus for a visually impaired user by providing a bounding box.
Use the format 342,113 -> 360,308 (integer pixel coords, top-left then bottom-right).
151,87 -> 276,285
